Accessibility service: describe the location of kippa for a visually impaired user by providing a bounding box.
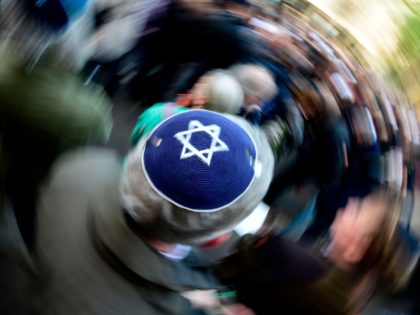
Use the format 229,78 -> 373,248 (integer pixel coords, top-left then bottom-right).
23,0 -> 89,30
121,111 -> 274,244
142,110 -> 257,212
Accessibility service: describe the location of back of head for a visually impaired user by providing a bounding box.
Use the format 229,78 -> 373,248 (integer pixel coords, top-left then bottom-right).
205,70 -> 244,114
230,64 -> 277,105
121,110 -> 274,244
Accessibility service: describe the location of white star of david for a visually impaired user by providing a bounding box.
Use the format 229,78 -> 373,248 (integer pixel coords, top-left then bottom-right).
174,120 -> 229,166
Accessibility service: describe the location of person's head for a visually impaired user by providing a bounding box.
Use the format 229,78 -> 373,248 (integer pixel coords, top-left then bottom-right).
329,188 -> 411,290
120,110 -> 274,245
230,64 -> 277,109
189,70 -> 244,114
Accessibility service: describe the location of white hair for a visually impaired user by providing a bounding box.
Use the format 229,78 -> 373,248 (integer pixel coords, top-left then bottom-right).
205,70 -> 244,114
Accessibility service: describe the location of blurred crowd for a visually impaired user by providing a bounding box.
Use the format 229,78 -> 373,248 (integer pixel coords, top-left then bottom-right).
0,0 -> 420,315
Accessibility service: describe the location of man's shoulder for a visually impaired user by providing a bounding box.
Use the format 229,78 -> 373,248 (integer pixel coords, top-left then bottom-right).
41,147 -> 122,197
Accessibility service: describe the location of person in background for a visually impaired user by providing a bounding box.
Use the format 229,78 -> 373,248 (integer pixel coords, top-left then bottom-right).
0,1 -> 113,314
221,0 -> 252,27
264,77 -> 350,204
131,67 -> 291,164
130,69 -> 244,146
231,63 -> 278,124
188,69 -> 245,112
215,188 -> 416,315
304,100 -> 383,241
129,0 -> 265,104
81,0 -> 157,95
0,0 -> 113,250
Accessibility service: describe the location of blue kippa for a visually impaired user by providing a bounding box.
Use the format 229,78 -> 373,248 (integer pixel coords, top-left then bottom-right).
23,0 -> 89,30
142,110 -> 257,212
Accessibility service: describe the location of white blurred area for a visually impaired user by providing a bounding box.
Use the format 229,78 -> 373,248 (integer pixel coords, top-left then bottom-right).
307,0 -> 410,72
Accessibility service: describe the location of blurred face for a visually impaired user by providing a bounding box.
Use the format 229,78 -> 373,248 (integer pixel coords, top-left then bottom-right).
329,197 -> 386,268
190,74 -> 212,108
243,94 -> 262,109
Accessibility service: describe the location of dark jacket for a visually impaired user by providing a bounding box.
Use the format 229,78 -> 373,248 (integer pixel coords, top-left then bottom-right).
131,4 -> 264,102
215,234 -> 356,315
0,40 -> 113,248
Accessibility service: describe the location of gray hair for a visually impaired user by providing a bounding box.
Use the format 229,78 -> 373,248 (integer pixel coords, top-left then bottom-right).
204,70 -> 244,114
230,64 -> 277,105
120,115 -> 274,244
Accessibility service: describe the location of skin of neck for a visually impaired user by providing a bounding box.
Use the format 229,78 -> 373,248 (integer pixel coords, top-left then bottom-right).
144,232 -> 233,253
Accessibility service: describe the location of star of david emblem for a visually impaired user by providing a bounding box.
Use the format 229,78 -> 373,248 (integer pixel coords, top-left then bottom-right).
174,120 -> 229,166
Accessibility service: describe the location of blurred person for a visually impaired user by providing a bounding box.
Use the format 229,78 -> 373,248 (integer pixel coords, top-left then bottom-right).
261,80 -> 340,239
0,0 -> 113,250
129,70 -> 291,167
185,69 -> 245,112
0,1 -> 113,314
264,78 -> 350,242
302,102 -> 384,240
250,57 -> 304,149
86,0 -> 153,62
130,69 -> 244,145
81,0 -> 162,95
129,0 -> 265,103
265,77 -> 350,203
231,64 -> 277,123
34,109 -> 275,315
215,188 -> 416,315
271,33 -> 315,75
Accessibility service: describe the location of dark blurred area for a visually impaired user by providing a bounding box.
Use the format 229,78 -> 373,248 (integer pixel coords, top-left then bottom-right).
1,0 -> 420,314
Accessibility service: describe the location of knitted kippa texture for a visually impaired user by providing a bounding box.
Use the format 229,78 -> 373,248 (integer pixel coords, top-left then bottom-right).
143,110 -> 257,212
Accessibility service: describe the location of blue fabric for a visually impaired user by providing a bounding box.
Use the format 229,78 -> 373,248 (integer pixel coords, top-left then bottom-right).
281,194 -> 318,241
57,0 -> 87,18
143,110 -> 256,211
24,0 -> 88,30
239,108 -> 262,125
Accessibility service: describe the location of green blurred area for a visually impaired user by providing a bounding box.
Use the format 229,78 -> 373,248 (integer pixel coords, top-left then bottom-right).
389,2 -> 420,114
